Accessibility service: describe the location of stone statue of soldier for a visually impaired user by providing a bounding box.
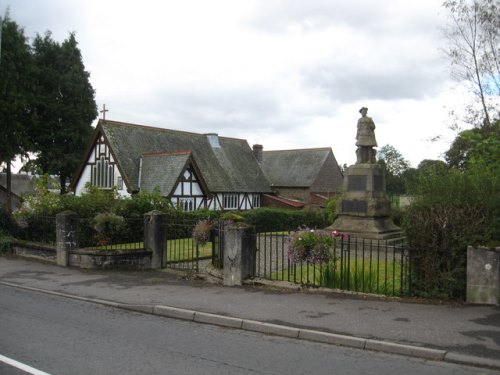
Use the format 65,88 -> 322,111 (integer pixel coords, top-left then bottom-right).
355,107 -> 377,163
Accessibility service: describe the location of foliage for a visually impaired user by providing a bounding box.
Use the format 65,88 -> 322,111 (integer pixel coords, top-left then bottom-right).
286,230 -> 335,264
92,212 -> 126,247
31,32 -> 97,193
0,15 -> 36,211
403,162 -> 499,299
241,207 -> 329,233
445,121 -> 500,170
0,236 -> 13,254
191,220 -> 214,245
377,144 -> 411,195
324,195 -> 340,223
442,0 -> 499,127
0,204 -> 17,236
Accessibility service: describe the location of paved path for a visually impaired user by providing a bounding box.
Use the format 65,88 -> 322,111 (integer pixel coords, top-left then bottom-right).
0,256 -> 499,370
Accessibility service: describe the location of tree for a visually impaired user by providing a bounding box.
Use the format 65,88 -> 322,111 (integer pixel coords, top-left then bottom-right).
445,119 -> 499,169
377,145 -> 411,195
32,32 -> 97,193
442,0 -> 500,127
0,15 -> 35,212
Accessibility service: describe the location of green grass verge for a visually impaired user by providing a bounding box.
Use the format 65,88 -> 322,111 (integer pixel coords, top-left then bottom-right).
271,258 -> 408,296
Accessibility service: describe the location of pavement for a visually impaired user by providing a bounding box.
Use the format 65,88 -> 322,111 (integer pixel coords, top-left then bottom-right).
1,256 -> 499,371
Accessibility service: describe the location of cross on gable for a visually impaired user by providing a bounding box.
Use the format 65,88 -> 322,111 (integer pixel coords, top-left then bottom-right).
100,104 -> 109,120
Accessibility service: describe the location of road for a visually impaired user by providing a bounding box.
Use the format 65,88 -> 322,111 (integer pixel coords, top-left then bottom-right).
0,285 -> 496,375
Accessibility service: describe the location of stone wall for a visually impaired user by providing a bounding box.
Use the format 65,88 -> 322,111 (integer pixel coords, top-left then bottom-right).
69,249 -> 152,269
11,242 -> 57,263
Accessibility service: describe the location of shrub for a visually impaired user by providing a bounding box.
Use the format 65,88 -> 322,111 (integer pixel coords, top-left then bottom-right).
0,205 -> 17,236
402,165 -> 499,299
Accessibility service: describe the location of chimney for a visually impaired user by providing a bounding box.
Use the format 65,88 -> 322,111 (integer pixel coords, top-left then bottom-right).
206,133 -> 221,148
253,144 -> 263,163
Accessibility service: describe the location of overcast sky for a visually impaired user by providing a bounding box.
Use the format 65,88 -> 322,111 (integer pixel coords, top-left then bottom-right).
4,0 -> 472,167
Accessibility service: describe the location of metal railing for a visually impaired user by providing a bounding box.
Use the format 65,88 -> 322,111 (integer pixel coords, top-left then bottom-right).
255,232 -> 410,297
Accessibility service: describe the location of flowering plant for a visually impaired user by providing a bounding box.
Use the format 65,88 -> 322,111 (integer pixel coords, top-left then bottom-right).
287,229 -> 335,264
192,220 -> 214,245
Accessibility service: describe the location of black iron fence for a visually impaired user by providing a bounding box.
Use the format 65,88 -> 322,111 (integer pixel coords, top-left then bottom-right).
255,232 -> 411,297
14,215 -> 57,245
78,216 -> 145,250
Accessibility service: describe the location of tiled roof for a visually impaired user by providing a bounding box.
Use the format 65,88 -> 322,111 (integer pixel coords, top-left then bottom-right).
99,120 -> 271,193
140,152 -> 191,196
261,148 -> 332,187
0,173 -> 36,197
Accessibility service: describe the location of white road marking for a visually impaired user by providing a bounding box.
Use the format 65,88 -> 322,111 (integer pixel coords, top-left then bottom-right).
0,354 -> 51,375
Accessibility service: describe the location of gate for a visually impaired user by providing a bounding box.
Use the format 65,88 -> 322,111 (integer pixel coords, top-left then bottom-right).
163,219 -> 223,272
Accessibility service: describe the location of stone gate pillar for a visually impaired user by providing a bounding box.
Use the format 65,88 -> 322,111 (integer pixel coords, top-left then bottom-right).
144,211 -> 166,269
56,211 -> 79,267
467,246 -> 500,305
223,221 -> 256,286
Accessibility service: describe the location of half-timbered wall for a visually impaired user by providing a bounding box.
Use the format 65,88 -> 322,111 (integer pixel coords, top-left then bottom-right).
170,167 -> 205,211
74,134 -> 129,197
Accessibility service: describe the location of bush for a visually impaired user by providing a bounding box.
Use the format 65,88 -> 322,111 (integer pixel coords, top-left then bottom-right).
402,165 -> 499,299
0,205 -> 17,236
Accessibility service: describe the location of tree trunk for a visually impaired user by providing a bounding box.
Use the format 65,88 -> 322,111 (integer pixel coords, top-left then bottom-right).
59,172 -> 66,195
6,161 -> 12,214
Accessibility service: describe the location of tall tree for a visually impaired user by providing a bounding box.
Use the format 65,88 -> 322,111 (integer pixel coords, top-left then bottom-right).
0,15 -> 35,212
442,0 -> 500,127
377,144 -> 411,195
32,32 -> 97,193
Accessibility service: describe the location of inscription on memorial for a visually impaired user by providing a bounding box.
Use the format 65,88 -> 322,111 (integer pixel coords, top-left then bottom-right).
348,175 -> 367,191
374,175 -> 384,192
342,200 -> 368,213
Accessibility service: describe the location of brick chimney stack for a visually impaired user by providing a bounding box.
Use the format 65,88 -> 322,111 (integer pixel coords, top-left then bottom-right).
253,144 -> 263,163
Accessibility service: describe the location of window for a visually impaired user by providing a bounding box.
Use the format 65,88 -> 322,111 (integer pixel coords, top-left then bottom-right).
224,194 -> 239,209
179,198 -> 195,212
92,156 -> 113,188
252,194 -> 261,208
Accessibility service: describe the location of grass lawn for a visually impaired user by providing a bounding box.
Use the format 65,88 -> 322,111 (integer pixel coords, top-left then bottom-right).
271,258 -> 409,296
92,238 -> 213,262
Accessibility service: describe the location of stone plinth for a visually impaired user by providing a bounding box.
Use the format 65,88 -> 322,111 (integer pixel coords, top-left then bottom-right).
328,163 -> 403,240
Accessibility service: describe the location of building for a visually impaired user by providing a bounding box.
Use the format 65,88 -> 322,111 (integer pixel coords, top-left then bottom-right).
72,120 -> 344,211
258,147 -> 343,209
72,120 -> 271,210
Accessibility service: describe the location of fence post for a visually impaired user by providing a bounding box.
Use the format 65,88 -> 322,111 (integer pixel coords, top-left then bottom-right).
223,221 -> 256,286
467,246 -> 500,305
56,211 -> 79,267
144,211 -> 166,269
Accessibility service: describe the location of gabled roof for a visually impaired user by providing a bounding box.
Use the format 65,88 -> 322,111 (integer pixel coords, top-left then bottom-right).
0,173 -> 36,197
140,151 -> 209,197
86,120 -> 271,194
261,148 -> 333,187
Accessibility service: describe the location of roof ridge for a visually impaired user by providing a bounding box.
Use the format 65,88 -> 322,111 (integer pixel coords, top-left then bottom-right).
142,150 -> 192,157
263,147 -> 331,153
100,119 -> 246,142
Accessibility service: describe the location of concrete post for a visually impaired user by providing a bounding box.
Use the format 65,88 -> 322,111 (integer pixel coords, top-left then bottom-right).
56,211 -> 79,267
144,211 -> 166,269
467,246 -> 500,305
223,221 -> 256,286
